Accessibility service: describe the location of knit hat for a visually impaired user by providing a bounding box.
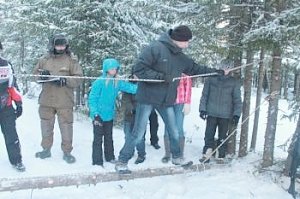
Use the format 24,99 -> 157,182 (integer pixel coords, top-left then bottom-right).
219,59 -> 234,70
170,25 -> 192,42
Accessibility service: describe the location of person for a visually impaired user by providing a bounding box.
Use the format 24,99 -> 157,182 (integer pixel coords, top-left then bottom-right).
162,73 -> 192,163
149,109 -> 160,149
121,76 -> 146,164
122,81 -> 161,164
88,58 -> 137,167
33,34 -> 83,164
199,59 -> 242,163
115,25 -> 227,172
0,41 -> 25,172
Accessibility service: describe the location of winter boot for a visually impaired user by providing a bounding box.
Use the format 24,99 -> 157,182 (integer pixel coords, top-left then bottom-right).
151,143 -> 161,150
63,153 -> 76,164
135,156 -> 146,164
179,137 -> 185,158
115,161 -> 129,171
12,162 -> 26,172
35,148 -> 51,159
161,136 -> 171,163
171,157 -> 190,166
108,159 -> 117,164
199,148 -> 213,164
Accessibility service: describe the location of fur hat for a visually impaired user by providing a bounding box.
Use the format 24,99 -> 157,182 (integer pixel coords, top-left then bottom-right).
219,59 -> 234,70
170,25 -> 192,42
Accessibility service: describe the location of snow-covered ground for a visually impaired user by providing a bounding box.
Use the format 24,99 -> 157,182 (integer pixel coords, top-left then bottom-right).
0,85 -> 295,199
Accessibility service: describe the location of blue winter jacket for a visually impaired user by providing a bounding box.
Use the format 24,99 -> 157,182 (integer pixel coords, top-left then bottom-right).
88,58 -> 137,121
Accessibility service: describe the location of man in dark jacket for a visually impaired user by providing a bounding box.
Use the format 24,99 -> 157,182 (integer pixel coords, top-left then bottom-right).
116,25 -> 226,171
199,59 -> 242,163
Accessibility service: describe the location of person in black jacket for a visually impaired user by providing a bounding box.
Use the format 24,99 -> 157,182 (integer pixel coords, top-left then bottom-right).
199,59 -> 242,163
115,25 -> 227,172
0,41 -> 25,172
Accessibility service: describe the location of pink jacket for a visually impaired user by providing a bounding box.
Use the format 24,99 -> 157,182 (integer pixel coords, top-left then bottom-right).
175,74 -> 192,104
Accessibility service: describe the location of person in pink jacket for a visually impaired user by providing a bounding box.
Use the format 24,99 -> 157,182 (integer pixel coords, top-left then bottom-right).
162,73 -> 192,163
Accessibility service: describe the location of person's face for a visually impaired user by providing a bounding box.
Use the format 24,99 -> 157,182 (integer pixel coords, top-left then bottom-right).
54,45 -> 66,51
107,68 -> 117,76
173,40 -> 189,49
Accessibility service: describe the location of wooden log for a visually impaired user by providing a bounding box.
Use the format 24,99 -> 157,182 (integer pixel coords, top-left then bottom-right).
0,163 -> 227,192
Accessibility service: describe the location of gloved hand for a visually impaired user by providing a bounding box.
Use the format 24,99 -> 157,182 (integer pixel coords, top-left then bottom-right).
15,105 -> 23,118
232,115 -> 240,126
200,111 -> 207,120
182,104 -> 191,115
164,74 -> 173,83
215,69 -> 225,76
93,115 -> 102,126
40,70 -> 51,80
52,78 -> 67,87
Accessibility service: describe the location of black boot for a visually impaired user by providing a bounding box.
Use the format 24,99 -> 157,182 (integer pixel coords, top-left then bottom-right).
134,156 -> 146,164
12,162 -> 26,172
151,143 -> 161,150
63,153 -> 76,164
35,149 -> 51,159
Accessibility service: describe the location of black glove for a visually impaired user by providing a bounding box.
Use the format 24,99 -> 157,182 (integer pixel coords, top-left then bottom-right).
40,70 -> 51,80
15,105 -> 23,118
164,74 -> 173,83
200,111 -> 207,120
232,115 -> 240,126
52,78 -> 67,87
93,115 -> 102,126
216,69 -> 225,76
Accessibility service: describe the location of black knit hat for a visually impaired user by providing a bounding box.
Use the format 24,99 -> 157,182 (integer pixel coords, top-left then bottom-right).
170,25 -> 192,41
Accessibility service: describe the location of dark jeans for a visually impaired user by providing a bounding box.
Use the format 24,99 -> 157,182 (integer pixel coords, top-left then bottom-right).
92,119 -> 115,165
203,116 -> 230,158
0,106 -> 22,165
149,110 -> 159,145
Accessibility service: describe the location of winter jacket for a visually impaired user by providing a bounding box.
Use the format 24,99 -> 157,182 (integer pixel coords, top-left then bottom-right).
121,92 -> 136,123
199,75 -> 242,119
133,30 -> 217,106
0,82 -> 22,111
175,74 -> 192,104
33,53 -> 83,108
88,59 -> 137,122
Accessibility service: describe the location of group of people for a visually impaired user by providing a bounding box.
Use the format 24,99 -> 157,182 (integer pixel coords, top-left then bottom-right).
0,25 -> 242,173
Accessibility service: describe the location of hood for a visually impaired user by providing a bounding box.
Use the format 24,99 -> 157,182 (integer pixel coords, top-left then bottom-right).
48,34 -> 70,55
158,30 -> 183,54
102,58 -> 120,77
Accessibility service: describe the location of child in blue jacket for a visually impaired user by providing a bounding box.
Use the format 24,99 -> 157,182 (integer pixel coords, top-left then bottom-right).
88,58 -> 137,166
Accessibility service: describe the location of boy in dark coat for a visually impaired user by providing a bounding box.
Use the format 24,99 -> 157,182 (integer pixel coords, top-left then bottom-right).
199,59 -> 242,163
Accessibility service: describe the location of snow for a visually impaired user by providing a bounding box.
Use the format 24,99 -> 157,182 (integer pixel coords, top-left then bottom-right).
0,85 -> 295,199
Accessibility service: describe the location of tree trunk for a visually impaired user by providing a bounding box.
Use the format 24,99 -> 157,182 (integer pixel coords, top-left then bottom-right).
0,163 -> 228,192
282,65 -> 289,99
294,69 -> 300,101
262,44 -> 282,167
250,48 -> 265,151
239,50 -> 253,157
262,0 -> 286,167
